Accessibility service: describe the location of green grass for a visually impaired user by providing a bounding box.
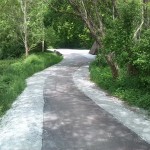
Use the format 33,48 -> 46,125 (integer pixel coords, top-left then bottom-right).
0,52 -> 63,116
89,61 -> 150,112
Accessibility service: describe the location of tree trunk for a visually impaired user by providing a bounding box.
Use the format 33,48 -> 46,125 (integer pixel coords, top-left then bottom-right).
41,13 -> 45,52
25,37 -> 29,57
42,40 -> 45,52
68,0 -> 104,51
23,0 -> 29,57
127,63 -> 138,76
89,41 -> 100,55
143,0 -> 150,29
105,52 -> 119,79
112,0 -> 120,18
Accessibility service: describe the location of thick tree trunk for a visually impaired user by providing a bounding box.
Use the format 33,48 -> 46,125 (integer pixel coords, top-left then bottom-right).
105,52 -> 119,79
89,41 -> 100,55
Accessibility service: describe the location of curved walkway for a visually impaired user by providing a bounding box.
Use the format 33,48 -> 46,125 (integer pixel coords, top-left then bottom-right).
0,49 -> 150,150
42,50 -> 150,150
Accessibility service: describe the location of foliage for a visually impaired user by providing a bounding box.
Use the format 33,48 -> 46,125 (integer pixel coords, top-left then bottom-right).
0,52 -> 63,116
0,0 -> 47,58
102,1 -> 142,64
0,39 -> 24,59
44,27 -> 60,48
0,0 -> 150,114
93,54 -> 107,67
31,42 -> 48,53
89,1 -> 150,111
90,62 -> 150,112
0,0 -> 24,59
133,29 -> 150,87
44,0 -> 93,48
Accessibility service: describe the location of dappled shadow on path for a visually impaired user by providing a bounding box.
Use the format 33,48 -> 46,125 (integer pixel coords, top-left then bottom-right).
43,91 -> 150,150
42,55 -> 150,150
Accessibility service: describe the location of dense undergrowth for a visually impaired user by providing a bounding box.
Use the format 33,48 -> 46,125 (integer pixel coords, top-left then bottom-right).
90,61 -> 150,112
0,52 -> 62,116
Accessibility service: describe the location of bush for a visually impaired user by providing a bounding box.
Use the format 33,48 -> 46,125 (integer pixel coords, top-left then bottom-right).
0,23 -> 24,59
93,54 -> 107,67
30,42 -> 48,53
133,29 -> 150,87
89,61 -> 150,112
0,40 -> 24,59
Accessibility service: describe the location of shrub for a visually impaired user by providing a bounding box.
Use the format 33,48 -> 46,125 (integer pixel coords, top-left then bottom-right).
89,61 -> 150,112
133,29 -> 150,87
30,42 -> 48,53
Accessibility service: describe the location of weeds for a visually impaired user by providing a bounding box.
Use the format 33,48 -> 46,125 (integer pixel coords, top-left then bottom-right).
0,52 -> 62,116
89,62 -> 150,112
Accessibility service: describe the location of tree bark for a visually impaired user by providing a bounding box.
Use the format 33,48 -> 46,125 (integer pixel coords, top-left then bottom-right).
105,52 -> 119,79
42,40 -> 45,52
21,0 -> 29,57
42,2 -> 45,52
89,41 -> 100,55
127,63 -> 138,76
112,0 -> 118,19
133,0 -> 144,40
68,0 -> 104,49
143,0 -> 150,29
68,0 -> 119,78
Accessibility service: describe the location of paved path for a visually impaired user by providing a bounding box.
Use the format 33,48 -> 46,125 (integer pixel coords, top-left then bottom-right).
0,49 -> 150,150
42,50 -> 150,150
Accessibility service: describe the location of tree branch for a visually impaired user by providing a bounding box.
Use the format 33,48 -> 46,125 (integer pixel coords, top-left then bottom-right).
133,4 -> 144,40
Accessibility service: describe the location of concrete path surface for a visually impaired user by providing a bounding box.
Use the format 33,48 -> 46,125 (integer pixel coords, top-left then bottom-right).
0,49 -> 150,150
42,49 -> 150,150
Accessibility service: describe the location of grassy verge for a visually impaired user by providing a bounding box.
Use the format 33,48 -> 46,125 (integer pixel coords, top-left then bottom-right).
89,61 -> 150,112
0,52 -> 63,116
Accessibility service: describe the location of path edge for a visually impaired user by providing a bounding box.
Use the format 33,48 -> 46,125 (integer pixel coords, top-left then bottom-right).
73,65 -> 150,144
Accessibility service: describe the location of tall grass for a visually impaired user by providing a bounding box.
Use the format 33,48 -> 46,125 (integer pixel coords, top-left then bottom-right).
0,52 -> 63,116
89,61 -> 150,112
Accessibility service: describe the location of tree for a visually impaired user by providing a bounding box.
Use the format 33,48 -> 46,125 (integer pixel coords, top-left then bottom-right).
68,0 -> 150,79
20,0 -> 29,56
44,0 -> 93,49
19,0 -> 47,56
68,0 -> 119,78
0,0 -> 24,59
0,0 -> 47,58
68,0 -> 104,47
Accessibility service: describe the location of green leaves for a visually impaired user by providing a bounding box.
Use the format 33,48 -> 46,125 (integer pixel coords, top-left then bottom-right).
44,0 -> 93,48
0,52 -> 62,116
0,0 -> 48,58
90,62 -> 150,112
